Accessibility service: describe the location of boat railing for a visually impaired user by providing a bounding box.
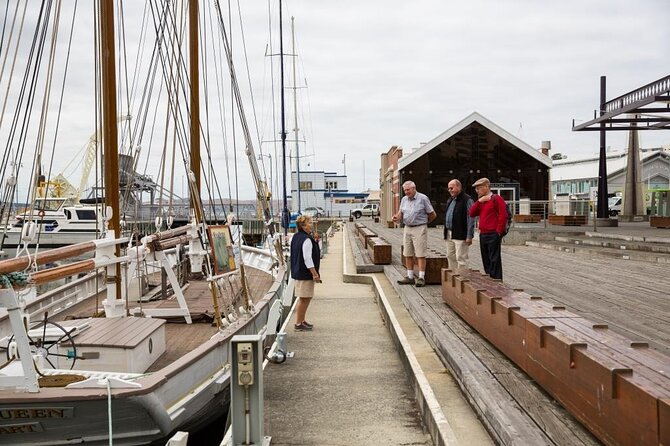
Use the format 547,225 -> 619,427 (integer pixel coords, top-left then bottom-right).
0,271 -> 105,340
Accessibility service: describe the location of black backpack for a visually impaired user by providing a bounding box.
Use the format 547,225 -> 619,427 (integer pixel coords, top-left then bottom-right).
493,194 -> 513,237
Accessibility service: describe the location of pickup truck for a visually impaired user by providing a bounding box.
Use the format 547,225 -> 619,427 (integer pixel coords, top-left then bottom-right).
351,203 -> 379,219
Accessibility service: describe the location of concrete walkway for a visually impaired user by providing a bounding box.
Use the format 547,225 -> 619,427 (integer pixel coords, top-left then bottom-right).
264,226 -> 492,445
264,228 -> 432,446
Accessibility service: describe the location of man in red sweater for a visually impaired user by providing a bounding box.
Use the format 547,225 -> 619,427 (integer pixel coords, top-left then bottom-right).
468,177 -> 507,280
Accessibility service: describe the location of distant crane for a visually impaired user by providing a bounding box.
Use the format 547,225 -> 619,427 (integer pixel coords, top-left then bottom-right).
75,115 -> 131,203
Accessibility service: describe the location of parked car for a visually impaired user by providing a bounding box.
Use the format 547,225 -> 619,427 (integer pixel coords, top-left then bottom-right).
350,203 -> 379,219
303,206 -> 325,218
608,196 -> 621,217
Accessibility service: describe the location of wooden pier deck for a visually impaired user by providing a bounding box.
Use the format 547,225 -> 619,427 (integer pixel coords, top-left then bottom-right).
346,220 -> 670,445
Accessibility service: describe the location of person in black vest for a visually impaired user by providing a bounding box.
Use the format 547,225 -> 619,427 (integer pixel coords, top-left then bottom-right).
290,215 -> 321,331
443,179 -> 475,270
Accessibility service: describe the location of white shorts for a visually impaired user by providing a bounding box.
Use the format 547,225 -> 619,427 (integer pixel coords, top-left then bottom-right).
403,224 -> 427,258
295,279 -> 315,298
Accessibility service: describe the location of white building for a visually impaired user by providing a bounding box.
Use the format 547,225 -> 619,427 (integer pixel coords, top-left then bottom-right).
290,170 -> 369,217
551,147 -> 670,202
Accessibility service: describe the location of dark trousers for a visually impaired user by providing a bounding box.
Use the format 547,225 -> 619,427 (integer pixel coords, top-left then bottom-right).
479,232 -> 503,280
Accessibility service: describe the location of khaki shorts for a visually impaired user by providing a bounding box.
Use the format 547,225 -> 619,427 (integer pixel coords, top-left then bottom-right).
403,224 -> 427,257
295,279 -> 315,298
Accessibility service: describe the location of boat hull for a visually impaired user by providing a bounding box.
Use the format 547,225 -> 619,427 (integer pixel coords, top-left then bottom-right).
0,267 -> 287,445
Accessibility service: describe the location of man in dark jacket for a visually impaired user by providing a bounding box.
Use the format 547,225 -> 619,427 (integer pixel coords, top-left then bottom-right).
443,179 -> 475,270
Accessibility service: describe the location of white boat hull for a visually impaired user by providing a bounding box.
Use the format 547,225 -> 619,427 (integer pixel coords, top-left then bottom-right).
0,266 -> 288,445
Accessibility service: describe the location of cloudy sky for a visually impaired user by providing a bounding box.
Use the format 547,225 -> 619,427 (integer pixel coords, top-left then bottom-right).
1,0 -> 669,202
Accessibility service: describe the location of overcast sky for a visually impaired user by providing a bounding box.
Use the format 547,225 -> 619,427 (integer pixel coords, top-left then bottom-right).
1,0 -> 669,202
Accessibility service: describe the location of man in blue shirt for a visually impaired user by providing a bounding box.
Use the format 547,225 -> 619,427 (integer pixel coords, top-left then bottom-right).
392,181 -> 437,287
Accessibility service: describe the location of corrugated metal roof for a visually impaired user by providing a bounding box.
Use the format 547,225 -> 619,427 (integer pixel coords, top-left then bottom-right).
397,111 -> 552,170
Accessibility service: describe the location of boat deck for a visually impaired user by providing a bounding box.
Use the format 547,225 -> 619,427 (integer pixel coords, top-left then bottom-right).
52,266 -> 273,373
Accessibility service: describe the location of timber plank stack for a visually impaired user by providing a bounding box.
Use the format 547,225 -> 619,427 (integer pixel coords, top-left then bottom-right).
442,268 -> 670,446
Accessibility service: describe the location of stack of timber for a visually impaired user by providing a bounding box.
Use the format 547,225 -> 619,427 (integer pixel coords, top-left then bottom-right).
441,268 -> 670,446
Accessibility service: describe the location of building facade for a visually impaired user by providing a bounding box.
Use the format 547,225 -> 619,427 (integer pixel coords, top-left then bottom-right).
290,170 -> 369,216
394,112 -> 552,225
380,146 -> 403,223
551,148 -> 670,204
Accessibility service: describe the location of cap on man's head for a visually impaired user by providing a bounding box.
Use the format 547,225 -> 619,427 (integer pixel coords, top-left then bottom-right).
472,177 -> 490,187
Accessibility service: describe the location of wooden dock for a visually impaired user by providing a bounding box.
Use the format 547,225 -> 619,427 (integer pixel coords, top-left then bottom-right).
346,220 -> 670,445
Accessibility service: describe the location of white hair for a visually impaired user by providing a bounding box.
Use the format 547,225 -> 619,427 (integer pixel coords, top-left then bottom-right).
402,181 -> 416,189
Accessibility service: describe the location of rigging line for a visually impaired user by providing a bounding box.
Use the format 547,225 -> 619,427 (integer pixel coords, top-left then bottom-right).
37,0 -> 69,252
202,3 -> 230,220
198,6 -> 215,221
48,0 -> 78,184
236,0 -> 264,156
117,0 -> 135,158
12,1 -> 54,211
0,0 -> 45,179
227,0 -> 240,219
207,0 -> 233,207
237,0 -> 272,218
213,0 -> 274,237
267,0 -> 279,211
0,0 -> 22,89
125,2 -> 150,126
0,0 -> 11,63
129,5 -> 158,166
150,0 -> 193,163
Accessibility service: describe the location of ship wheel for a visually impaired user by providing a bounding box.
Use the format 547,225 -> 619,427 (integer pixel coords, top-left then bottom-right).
5,313 -> 78,370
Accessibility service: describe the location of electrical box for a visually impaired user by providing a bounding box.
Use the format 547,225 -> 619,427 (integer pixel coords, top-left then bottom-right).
236,342 -> 254,386
230,335 -> 270,446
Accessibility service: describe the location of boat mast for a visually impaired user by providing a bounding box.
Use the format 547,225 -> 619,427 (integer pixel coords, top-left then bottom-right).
279,0 -> 289,234
189,0 -> 200,205
99,0 -> 122,299
291,17 -> 301,214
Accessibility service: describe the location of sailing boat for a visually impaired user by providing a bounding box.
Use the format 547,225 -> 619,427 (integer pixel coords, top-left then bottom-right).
0,2 -> 291,444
